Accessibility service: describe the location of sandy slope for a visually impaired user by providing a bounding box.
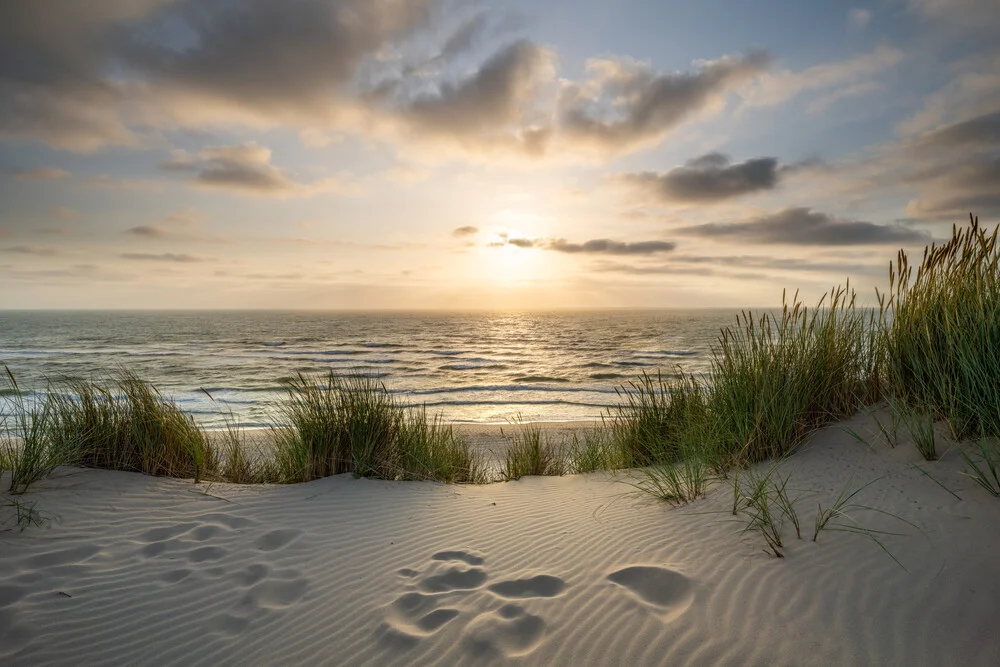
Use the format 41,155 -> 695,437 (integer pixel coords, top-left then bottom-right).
1,412 -> 999,666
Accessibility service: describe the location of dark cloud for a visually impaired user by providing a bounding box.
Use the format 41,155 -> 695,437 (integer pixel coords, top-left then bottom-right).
452,225 -> 479,237
0,0 -> 436,150
624,153 -> 784,203
904,110 -> 1000,219
916,110 -> 1000,149
126,225 -> 167,238
160,143 -> 321,194
125,0 -> 437,116
505,237 -> 676,255
120,252 -> 205,263
679,207 -> 931,245
437,12 -> 490,60
0,1 -> 775,159
123,209 -> 228,243
162,143 -> 357,196
392,40 -> 553,150
558,52 -> 770,152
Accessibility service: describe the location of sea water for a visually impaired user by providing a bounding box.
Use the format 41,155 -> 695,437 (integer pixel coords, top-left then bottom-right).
0,310 -> 738,427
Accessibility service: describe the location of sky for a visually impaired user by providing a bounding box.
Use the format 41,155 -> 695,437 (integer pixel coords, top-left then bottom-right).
0,0 -> 998,310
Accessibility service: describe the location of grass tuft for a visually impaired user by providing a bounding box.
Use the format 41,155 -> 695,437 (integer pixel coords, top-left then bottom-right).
498,421 -> 565,481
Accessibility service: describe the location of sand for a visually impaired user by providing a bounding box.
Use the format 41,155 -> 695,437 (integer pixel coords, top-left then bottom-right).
2,411 -> 999,666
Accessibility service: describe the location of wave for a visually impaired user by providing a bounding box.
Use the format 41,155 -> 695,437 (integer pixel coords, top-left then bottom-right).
396,384 -> 618,396
261,341 -> 286,347
439,363 -> 507,371
589,373 -> 623,380
407,399 -> 613,409
512,376 -> 571,384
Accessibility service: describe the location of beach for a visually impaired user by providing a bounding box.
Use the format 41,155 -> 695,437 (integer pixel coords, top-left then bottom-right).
2,414 -> 999,666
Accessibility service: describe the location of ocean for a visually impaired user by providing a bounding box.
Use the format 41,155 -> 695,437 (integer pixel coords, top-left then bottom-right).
0,310 -> 738,428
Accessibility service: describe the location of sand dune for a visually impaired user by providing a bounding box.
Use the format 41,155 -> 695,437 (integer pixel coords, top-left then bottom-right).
2,411 -> 999,666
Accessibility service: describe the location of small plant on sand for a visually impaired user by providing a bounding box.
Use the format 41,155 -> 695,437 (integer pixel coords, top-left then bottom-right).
813,475 -> 912,569
960,439 -> 1000,498
569,426 -> 626,474
871,396 -> 904,449
498,421 -> 565,481
898,401 -> 937,461
632,455 -> 710,505
732,463 -> 801,557
2,367 -> 64,494
1,496 -> 47,532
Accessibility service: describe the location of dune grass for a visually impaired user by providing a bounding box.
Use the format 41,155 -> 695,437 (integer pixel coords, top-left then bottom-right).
44,370 -> 215,482
397,410 -> 489,484
497,421 -> 566,481
882,215 -> 1000,441
2,367 -> 64,495
272,372 -> 488,484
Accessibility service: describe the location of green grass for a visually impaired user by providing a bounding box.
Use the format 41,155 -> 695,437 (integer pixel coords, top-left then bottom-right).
813,475 -> 913,570
568,426 -> 627,474
2,367 -> 64,495
272,372 -> 487,484
397,410 -> 488,484
882,214 -> 1000,443
498,421 -> 565,481
46,370 -> 215,482
960,439 -> 1000,497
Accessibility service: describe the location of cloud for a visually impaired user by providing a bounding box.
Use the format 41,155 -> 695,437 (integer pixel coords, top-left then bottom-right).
0,0 -> 436,150
848,9 -> 872,31
623,153 -> 786,203
897,111 -> 1000,220
678,207 -> 932,245
437,12 -> 491,61
557,52 -> 770,153
12,167 -> 70,181
452,226 -> 479,237
505,237 -> 676,255
125,209 -> 228,242
907,0 -> 1000,33
387,40 -> 556,153
162,143 -> 294,193
161,143 -> 352,196
125,0 -> 437,123
120,252 -> 206,263
904,157 -> 1000,219
913,110 -> 1000,149
0,245 -> 61,256
743,45 -> 904,110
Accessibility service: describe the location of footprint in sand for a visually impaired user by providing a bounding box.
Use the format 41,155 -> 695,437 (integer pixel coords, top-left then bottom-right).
606,565 -> 694,622
488,575 -> 566,599
208,568 -> 310,636
377,550 -> 482,648
378,550 -> 568,658
464,603 -> 546,659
